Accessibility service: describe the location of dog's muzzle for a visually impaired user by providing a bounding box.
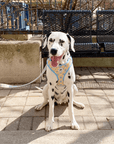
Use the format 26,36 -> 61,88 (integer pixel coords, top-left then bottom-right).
50,48 -> 57,56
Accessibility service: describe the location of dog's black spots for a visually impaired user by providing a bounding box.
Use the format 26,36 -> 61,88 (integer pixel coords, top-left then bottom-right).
50,82 -> 52,85
63,55 -> 65,59
68,76 -> 71,79
52,88 -> 54,92
61,43 -> 63,46
68,99 -> 70,103
55,101 -> 58,105
56,80 -> 58,83
55,86 -> 58,90
49,38 -> 55,43
47,32 -> 51,38
59,39 -> 65,43
61,89 -> 66,94
61,91 -> 65,94
67,91 -> 70,97
55,91 -> 59,95
51,96 -> 55,100
67,34 -> 71,42
68,72 -> 70,75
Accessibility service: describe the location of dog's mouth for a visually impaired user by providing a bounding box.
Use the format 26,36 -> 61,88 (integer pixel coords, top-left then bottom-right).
51,54 -> 63,67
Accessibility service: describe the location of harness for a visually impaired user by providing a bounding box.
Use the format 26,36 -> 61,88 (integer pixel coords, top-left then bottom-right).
47,57 -> 73,86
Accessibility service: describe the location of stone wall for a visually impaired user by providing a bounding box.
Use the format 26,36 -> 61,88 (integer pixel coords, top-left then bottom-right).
0,41 -> 42,84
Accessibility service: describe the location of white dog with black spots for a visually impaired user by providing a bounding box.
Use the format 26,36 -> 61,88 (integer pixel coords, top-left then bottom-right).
35,31 -> 85,131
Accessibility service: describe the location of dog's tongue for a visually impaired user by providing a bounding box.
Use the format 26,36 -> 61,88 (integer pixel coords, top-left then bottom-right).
51,55 -> 63,67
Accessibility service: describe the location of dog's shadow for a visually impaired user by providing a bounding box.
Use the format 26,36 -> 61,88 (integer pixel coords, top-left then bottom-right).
3,103 -> 69,131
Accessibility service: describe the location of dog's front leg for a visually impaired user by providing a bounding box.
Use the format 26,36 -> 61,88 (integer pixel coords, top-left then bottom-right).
68,85 -> 80,130
45,87 -> 55,131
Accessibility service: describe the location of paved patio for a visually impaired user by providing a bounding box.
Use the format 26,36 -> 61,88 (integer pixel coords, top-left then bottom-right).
0,67 -> 114,144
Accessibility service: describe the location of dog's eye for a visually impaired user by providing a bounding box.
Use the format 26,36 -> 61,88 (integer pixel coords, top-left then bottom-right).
59,39 -> 65,46
49,38 -> 55,42
59,39 -> 65,43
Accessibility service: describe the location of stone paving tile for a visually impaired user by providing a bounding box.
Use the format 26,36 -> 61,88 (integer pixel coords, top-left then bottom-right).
46,117 -> 59,130
75,89 -> 86,96
98,81 -> 114,89
87,95 -> 110,105
95,117 -> 111,130
39,81 -> 47,88
83,116 -> 98,130
74,96 -> 89,105
76,82 -> 82,89
0,106 -> 24,118
103,89 -> 114,96
0,90 -> 11,97
79,81 -> 100,89
28,90 -> 43,97
30,84 -> 40,90
0,98 -> 6,107
58,117 -> 70,129
32,117 -> 45,130
105,95 -> 114,108
91,105 -> 114,116
107,117 -> 114,129
84,89 -> 105,96
0,118 -> 8,131
5,117 -> 20,131
3,97 -> 27,107
19,117 -> 32,130
88,67 -> 103,74
75,116 -> 85,130
23,106 -> 45,117
46,105 -> 68,117
74,105 -> 93,116
8,90 -> 29,97
93,74 -> 109,79
0,87 -> 4,90
26,97 -> 43,106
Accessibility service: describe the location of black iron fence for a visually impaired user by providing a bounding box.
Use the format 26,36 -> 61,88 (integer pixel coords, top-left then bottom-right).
0,0 -> 114,34
1,0 -> 114,57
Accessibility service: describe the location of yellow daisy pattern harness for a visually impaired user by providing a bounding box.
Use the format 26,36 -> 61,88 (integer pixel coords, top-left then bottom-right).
47,57 -> 72,86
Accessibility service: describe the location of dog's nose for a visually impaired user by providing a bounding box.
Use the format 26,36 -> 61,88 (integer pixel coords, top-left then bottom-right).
50,48 -> 57,55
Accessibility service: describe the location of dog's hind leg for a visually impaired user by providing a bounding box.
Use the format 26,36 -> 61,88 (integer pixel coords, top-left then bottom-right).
73,84 -> 85,109
35,84 -> 48,111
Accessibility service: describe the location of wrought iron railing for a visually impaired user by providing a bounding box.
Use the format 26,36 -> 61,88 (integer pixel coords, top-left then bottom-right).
0,0 -> 114,34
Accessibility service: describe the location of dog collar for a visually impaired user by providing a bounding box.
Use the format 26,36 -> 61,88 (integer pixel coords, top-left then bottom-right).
47,57 -> 73,86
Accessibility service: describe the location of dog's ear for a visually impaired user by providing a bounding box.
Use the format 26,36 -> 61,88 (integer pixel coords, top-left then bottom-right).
66,34 -> 75,52
42,32 -> 52,49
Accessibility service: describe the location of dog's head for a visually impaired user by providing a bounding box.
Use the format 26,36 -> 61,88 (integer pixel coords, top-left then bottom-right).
43,32 -> 75,67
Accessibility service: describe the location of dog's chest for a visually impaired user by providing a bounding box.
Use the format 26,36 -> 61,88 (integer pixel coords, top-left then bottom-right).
47,57 -> 72,87
54,85 -> 68,104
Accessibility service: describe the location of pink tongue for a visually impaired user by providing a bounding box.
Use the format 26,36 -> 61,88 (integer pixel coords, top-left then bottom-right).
51,55 -> 62,67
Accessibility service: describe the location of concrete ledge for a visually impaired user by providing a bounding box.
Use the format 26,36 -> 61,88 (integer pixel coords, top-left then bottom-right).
0,34 -> 32,41
73,57 -> 114,67
0,41 -> 42,84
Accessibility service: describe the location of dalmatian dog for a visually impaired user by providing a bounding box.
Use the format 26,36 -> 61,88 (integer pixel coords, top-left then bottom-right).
35,31 -> 85,131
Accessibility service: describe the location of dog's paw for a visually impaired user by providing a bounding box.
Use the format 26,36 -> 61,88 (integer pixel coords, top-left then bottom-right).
35,104 -> 43,111
80,103 -> 85,109
71,122 -> 80,130
45,123 -> 53,132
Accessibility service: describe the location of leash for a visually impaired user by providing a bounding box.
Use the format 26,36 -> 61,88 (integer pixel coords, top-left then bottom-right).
0,65 -> 47,90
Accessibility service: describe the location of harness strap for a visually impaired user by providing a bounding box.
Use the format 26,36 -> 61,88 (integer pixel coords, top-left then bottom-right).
47,57 -> 72,86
